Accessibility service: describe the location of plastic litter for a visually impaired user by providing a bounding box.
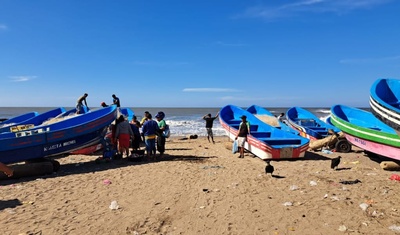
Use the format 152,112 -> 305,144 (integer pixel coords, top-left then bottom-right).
109,200 -> 119,210
289,185 -> 299,191
389,225 -> 400,232
359,203 -> 369,211
339,179 -> 361,185
338,225 -> 347,232
390,174 -> 400,181
321,149 -> 333,154
309,181 -> 317,186
283,202 -> 293,206
232,140 -> 238,154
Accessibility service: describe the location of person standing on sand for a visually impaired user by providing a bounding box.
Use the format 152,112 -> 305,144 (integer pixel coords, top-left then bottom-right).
0,162 -> 13,177
155,111 -> 167,159
129,120 -> 141,151
130,115 -> 141,128
142,113 -> 159,160
76,93 -> 88,114
140,111 -> 150,126
114,115 -> 134,158
140,111 -> 150,142
235,115 -> 250,158
203,112 -> 219,143
112,94 -> 121,107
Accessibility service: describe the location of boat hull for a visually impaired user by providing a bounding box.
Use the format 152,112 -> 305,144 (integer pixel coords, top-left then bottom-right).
70,107 -> 134,155
370,78 -> 400,136
220,105 -> 309,160
0,106 -> 117,164
343,134 -> 400,161
330,104 -> 400,160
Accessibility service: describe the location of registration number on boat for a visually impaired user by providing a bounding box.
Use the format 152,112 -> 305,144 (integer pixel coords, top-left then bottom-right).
280,147 -> 293,158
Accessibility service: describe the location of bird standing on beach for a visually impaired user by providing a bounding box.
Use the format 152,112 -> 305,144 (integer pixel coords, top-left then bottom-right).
331,156 -> 341,170
265,160 -> 274,176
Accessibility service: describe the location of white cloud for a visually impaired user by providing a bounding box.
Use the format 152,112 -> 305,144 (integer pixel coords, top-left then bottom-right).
0,24 -> 7,30
340,55 -> 400,64
183,88 -> 241,92
238,0 -> 393,20
9,76 -> 37,82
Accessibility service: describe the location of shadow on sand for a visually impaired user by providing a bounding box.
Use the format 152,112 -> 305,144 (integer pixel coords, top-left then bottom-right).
0,199 -> 23,211
0,152 -> 217,186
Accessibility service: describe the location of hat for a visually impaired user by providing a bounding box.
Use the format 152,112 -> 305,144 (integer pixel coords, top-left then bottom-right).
240,115 -> 247,119
155,111 -> 165,119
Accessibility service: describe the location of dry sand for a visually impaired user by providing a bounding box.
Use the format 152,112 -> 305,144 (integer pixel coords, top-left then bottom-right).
1,136 -> 400,235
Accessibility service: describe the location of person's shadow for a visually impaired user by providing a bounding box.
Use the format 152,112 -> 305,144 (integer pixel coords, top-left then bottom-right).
0,199 -> 23,210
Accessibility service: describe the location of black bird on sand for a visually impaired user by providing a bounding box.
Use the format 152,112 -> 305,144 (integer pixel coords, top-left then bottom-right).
265,160 -> 274,176
331,156 -> 341,170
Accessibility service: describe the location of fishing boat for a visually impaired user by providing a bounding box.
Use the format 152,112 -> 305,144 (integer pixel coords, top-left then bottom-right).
119,107 -> 135,122
0,112 -> 39,133
0,106 -> 117,164
219,105 -> 309,160
246,105 -> 299,135
330,104 -> 400,161
5,107 -> 67,133
369,78 -> 400,135
71,107 -> 134,155
286,106 -> 340,140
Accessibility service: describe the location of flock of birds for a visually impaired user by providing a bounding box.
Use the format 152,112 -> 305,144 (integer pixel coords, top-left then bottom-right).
265,156 -> 342,176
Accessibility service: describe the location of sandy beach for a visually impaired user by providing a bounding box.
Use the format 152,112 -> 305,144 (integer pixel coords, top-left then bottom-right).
1,136 -> 400,235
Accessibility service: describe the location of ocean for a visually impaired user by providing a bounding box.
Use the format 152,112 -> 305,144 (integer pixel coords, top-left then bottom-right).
0,107 -> 369,137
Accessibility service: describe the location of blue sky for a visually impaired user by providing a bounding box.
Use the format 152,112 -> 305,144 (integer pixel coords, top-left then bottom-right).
0,0 -> 399,108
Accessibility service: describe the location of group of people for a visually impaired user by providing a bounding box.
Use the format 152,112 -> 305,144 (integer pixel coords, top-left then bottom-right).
76,91 -> 249,159
111,110 -> 168,161
139,111 -> 167,160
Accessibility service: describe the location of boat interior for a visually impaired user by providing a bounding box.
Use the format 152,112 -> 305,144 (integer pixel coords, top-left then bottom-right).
225,119 -> 302,146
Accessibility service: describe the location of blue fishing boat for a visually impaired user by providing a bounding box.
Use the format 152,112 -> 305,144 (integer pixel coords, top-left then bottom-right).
370,78 -> 400,135
219,105 -> 309,160
0,112 -> 39,133
6,107 -> 67,133
120,107 -> 135,122
246,105 -> 299,135
330,104 -> 400,160
0,106 -> 117,164
286,106 -> 340,140
71,107 -> 135,155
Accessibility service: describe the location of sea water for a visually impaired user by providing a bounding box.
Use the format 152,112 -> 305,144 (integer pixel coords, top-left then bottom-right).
0,107 -> 367,137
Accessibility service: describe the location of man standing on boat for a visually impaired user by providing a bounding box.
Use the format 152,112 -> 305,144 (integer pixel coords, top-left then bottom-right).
235,115 -> 250,158
76,93 -> 88,114
112,94 -> 121,107
202,112 -> 219,144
